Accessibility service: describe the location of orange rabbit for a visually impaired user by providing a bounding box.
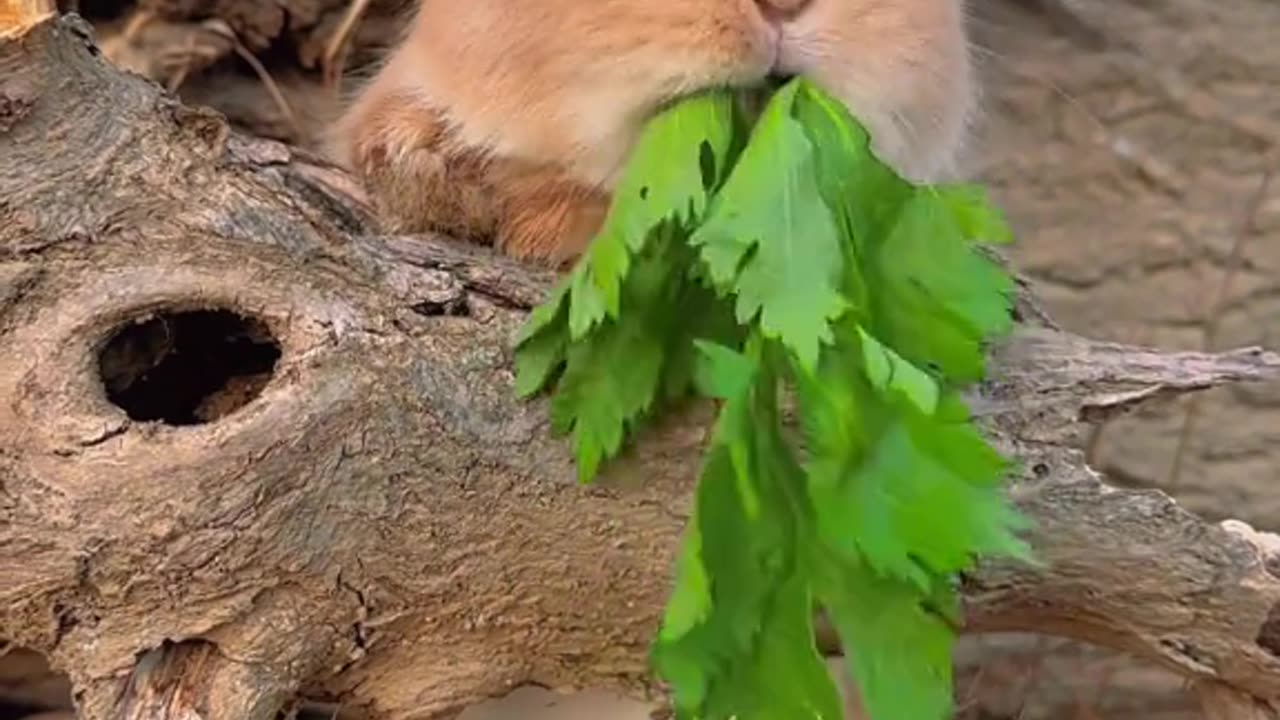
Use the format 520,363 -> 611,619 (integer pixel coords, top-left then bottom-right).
329,0 -> 977,267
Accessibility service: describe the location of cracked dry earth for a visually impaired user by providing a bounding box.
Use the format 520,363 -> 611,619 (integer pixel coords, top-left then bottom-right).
4,0 -> 1277,718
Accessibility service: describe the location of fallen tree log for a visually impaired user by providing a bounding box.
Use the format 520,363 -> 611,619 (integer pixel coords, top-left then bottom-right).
4,10 -> 1280,720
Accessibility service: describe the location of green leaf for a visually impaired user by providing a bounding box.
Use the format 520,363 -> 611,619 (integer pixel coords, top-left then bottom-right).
652,352 -> 787,716
693,340 -> 758,403
857,326 -> 939,414
513,277 -> 573,397
550,231 -> 710,482
516,276 -> 571,346
659,520 -> 712,644
866,191 -> 1016,382
935,184 -> 1016,246
717,572 -> 845,720
795,327 -> 1026,592
661,280 -> 746,403
690,82 -> 849,371
791,82 -> 911,262
568,264 -> 612,341
516,76 -> 1033,720
549,224 -> 747,484
569,91 -> 739,337
513,321 -> 568,398
842,411 -> 1028,581
819,559 -> 957,720
655,344 -> 844,720
549,318 -> 661,481
791,80 -> 1015,383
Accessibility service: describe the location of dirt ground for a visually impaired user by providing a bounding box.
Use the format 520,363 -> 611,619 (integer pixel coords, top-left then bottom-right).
955,0 -> 1278,714
3,0 -> 1278,717
976,0 -> 1280,527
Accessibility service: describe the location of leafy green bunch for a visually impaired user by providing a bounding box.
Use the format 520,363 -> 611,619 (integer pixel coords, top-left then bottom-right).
514,78 -> 1031,720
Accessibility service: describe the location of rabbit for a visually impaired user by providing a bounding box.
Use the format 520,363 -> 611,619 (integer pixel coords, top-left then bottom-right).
327,0 -> 977,267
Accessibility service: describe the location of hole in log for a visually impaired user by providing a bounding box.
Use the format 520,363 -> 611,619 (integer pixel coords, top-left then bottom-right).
0,644 -> 74,719
98,309 -> 281,425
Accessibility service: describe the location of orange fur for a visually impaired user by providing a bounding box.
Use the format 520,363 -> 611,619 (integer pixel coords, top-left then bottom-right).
329,0 -> 977,267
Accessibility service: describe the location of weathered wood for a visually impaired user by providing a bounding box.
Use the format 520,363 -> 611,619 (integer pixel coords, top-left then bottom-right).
3,12 -> 1280,720
110,640 -> 288,720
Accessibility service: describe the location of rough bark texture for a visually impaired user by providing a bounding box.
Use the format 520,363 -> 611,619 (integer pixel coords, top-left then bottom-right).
3,12 -> 1280,720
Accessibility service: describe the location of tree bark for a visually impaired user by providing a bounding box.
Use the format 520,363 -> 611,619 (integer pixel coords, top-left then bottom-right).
3,12 -> 1280,720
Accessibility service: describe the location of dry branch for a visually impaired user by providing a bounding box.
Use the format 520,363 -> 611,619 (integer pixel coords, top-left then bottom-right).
4,12 -> 1280,720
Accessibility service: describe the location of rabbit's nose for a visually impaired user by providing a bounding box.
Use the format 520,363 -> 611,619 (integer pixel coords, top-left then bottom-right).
756,0 -> 812,21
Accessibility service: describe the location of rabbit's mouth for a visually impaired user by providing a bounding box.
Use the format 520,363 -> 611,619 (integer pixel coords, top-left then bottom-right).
734,74 -> 798,121
765,72 -> 797,90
